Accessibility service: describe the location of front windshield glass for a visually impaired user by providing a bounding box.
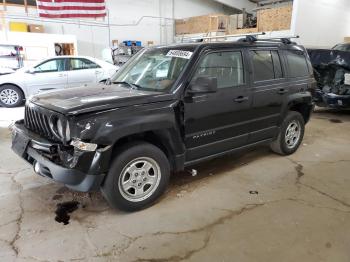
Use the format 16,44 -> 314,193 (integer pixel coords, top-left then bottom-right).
332,44 -> 350,51
111,47 -> 195,92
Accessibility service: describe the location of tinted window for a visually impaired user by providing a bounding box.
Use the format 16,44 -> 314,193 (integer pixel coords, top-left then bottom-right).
332,44 -> 350,52
271,51 -> 283,79
69,58 -> 100,70
285,50 -> 309,77
35,59 -> 65,73
251,50 -> 274,81
192,51 -> 244,89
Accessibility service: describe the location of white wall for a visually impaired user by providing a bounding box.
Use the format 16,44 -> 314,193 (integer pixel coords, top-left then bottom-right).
292,0 -> 350,48
1,0 -> 252,59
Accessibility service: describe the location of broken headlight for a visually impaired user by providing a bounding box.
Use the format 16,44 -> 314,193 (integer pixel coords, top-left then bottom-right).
50,116 -> 71,142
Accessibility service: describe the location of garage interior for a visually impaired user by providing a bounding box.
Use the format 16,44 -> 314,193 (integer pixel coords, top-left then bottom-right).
1,0 -> 350,261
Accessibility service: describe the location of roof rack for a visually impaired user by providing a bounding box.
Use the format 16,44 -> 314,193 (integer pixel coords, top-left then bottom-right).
180,32 -> 266,43
239,35 -> 300,44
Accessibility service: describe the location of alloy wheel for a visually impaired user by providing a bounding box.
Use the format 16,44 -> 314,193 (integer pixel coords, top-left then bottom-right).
0,89 -> 19,105
118,157 -> 161,202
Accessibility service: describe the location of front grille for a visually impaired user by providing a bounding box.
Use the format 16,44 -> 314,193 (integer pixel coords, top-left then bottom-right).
24,105 -> 59,142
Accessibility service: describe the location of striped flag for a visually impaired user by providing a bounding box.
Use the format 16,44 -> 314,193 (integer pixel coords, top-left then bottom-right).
37,0 -> 106,19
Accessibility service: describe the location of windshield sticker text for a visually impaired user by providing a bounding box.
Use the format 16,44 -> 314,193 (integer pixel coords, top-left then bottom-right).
166,50 -> 193,59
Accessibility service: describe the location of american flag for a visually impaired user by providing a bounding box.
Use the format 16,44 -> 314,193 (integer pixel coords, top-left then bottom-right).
37,0 -> 107,19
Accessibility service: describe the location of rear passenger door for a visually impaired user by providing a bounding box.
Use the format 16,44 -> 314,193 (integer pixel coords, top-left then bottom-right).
248,49 -> 287,143
284,49 -> 311,96
184,49 -> 252,162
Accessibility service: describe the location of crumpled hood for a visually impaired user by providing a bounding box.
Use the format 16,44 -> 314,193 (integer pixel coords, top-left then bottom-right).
30,83 -> 173,115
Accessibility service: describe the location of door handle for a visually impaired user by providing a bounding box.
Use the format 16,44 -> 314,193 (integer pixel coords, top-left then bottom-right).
277,88 -> 288,94
58,73 -> 66,77
234,96 -> 249,103
95,70 -> 103,74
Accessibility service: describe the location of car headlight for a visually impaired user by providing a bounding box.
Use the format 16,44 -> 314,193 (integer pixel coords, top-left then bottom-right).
50,116 -> 70,142
57,118 -> 64,138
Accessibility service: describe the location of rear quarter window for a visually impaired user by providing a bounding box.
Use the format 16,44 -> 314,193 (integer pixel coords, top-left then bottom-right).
285,50 -> 309,78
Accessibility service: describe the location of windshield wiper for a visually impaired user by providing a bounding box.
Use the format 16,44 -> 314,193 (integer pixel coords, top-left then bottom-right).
112,81 -> 142,90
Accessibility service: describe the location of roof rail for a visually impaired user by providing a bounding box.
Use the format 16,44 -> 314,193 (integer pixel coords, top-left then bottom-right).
180,32 -> 266,43
240,35 -> 300,44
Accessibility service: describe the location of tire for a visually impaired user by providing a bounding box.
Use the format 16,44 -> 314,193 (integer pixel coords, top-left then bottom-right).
0,85 -> 24,108
101,141 -> 170,211
270,111 -> 305,155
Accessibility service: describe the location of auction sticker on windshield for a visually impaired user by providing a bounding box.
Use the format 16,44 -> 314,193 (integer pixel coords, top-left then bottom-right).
166,50 -> 193,59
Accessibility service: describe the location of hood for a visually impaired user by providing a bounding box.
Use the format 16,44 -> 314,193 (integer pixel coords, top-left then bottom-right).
30,83 -> 174,115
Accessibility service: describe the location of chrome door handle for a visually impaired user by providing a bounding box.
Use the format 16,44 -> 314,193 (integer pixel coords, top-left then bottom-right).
234,96 -> 249,103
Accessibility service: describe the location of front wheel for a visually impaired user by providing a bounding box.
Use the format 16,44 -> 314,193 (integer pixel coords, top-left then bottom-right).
0,85 -> 24,108
270,111 -> 305,155
102,142 -> 170,211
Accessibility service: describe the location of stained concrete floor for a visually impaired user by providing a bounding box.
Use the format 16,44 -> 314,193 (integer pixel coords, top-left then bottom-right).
0,109 -> 350,262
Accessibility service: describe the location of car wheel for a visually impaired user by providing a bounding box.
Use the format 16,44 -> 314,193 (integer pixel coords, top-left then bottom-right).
0,85 -> 24,108
102,141 -> 170,211
270,111 -> 305,155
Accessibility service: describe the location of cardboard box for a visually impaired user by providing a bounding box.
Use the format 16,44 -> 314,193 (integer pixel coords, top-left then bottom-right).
9,22 -> 28,32
28,24 -> 44,33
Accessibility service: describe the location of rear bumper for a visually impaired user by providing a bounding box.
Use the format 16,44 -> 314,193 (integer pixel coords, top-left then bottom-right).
11,121 -> 110,192
314,90 -> 350,108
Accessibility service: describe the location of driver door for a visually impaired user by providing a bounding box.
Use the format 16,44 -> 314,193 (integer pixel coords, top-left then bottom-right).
24,58 -> 68,94
184,50 -> 252,163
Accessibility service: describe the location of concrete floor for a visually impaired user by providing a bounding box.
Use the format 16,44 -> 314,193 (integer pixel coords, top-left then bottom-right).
0,109 -> 350,262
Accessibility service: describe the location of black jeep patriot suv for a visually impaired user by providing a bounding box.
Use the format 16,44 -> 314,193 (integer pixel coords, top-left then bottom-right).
12,37 -> 315,211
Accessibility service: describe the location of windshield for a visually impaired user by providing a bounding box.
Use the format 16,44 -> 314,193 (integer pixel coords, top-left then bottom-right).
111,47 -> 195,92
332,44 -> 350,52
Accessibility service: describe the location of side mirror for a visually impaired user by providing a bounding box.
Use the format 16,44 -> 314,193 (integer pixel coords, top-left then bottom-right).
188,76 -> 218,94
27,68 -> 35,74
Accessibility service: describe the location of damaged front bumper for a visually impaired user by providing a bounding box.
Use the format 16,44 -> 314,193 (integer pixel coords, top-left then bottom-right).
314,89 -> 350,108
11,120 -> 112,192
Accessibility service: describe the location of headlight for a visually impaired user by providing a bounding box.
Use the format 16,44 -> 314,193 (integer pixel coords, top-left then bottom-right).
57,118 -> 64,138
50,116 -> 70,142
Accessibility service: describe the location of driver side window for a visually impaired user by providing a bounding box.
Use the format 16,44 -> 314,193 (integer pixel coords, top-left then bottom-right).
35,59 -> 65,73
191,51 -> 244,89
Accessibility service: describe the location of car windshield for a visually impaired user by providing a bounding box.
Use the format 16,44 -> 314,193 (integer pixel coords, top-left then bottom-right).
332,44 -> 350,52
111,47 -> 195,92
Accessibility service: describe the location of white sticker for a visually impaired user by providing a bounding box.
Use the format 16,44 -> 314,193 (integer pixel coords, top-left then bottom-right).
166,50 -> 193,59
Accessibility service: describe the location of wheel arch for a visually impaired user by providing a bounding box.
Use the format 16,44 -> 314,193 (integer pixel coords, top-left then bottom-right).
284,93 -> 313,124
109,129 -> 185,172
0,83 -> 26,100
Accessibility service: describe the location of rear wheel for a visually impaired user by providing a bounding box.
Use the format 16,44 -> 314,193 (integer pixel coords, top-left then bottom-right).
0,85 -> 24,108
102,142 -> 170,211
270,111 -> 305,155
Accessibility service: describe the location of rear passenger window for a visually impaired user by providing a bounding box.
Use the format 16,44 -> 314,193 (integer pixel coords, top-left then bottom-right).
271,51 -> 283,79
285,50 -> 309,77
192,51 -> 244,89
251,50 -> 283,81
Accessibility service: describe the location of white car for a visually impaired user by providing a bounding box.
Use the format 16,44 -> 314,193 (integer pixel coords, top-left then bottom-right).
0,56 -> 119,107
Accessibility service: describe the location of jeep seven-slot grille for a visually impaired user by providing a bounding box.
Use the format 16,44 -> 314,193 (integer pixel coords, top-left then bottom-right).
24,105 -> 58,142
